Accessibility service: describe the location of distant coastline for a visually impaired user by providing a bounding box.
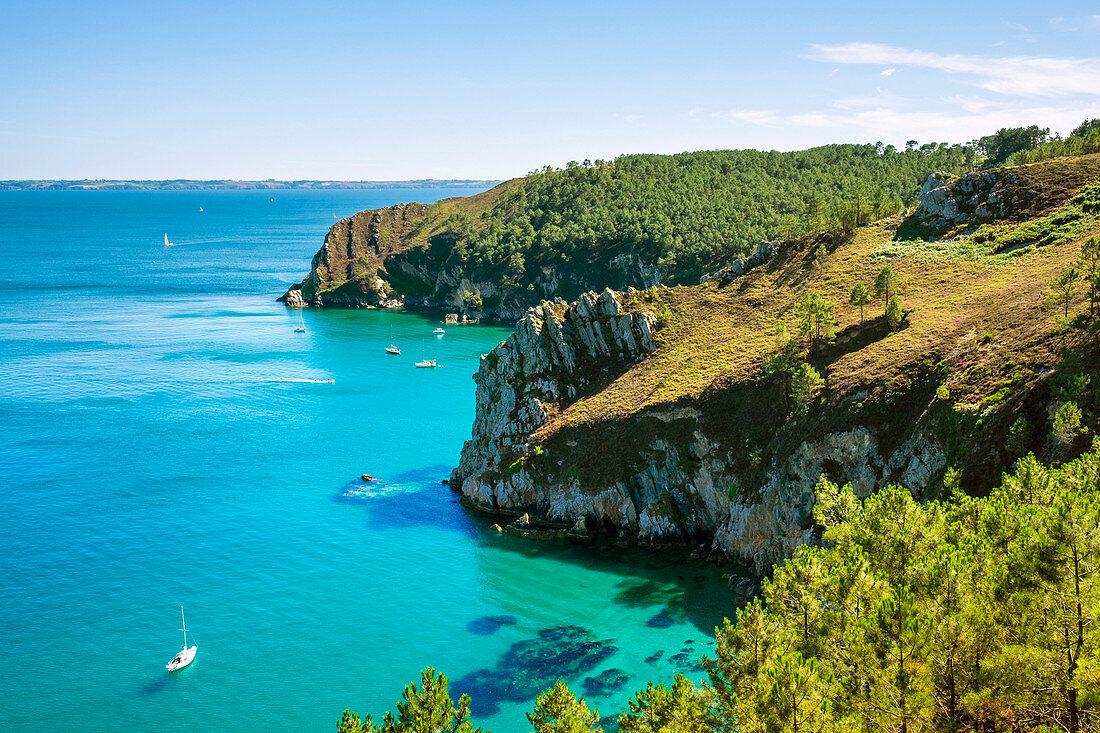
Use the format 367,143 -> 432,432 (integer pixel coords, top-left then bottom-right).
0,179 -> 502,191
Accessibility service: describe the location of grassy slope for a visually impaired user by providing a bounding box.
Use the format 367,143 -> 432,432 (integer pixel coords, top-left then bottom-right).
525,155 -> 1100,495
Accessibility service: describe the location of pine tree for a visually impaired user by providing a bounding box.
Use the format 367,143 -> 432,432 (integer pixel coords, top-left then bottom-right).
390,668 -> 483,733
619,675 -> 731,733
790,363 -> 825,416
1050,269 -> 1080,319
886,295 -> 905,329
528,681 -> 601,733
849,282 -> 871,324
875,265 -> 898,315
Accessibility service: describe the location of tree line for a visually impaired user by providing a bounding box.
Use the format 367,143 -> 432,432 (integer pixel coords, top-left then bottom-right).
438,143 -> 974,288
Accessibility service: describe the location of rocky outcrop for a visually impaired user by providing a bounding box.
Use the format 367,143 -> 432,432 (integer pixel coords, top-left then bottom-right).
898,170 -> 1014,238
700,240 -> 780,284
282,289 -> 307,308
280,196 -> 667,320
451,287 -> 658,495
449,290 -> 950,574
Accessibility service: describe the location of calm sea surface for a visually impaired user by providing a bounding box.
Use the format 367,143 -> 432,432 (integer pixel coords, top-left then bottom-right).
0,188 -> 733,731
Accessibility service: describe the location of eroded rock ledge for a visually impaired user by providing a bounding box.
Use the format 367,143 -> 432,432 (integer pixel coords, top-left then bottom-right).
448,289 -> 948,575
450,287 -> 658,498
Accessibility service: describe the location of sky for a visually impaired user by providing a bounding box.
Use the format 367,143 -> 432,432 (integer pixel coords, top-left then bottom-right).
2,0 -> 1100,180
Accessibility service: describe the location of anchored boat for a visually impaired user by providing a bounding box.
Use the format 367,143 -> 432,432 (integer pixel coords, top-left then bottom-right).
165,606 -> 197,672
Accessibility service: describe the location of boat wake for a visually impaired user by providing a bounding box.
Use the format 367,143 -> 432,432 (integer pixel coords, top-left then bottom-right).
265,377 -> 335,384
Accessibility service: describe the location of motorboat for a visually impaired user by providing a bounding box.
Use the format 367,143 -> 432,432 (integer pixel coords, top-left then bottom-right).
415,360 -> 438,368
385,345 -> 401,354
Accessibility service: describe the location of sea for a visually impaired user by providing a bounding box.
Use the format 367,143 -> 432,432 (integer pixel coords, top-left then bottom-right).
0,188 -> 735,731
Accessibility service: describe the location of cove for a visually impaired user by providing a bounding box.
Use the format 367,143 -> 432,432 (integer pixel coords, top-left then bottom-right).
0,189 -> 736,732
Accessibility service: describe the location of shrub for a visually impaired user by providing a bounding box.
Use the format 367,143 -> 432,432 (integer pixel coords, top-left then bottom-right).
1006,416 -> 1032,458
791,363 -> 825,416
886,294 -> 904,328
1052,402 -> 1084,446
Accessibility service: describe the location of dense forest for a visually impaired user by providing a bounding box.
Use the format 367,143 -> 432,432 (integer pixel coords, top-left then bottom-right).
437,143 -> 976,286
337,443 -> 1100,733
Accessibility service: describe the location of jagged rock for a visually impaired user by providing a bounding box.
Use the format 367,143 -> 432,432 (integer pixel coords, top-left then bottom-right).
900,169 -> 1017,238
281,289 -> 307,308
700,241 -> 779,284
449,289 -> 950,575
450,289 -> 658,511
445,313 -> 459,324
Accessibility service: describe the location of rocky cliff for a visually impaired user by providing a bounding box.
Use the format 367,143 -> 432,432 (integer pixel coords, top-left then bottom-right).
450,289 -> 950,574
279,185 -> 664,321
450,155 -> 1100,575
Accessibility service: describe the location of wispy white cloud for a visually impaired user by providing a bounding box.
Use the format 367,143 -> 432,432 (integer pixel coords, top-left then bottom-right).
1049,15 -> 1100,31
809,42 -> 1100,97
784,104 -> 1098,142
719,109 -> 778,125
880,68 -> 897,76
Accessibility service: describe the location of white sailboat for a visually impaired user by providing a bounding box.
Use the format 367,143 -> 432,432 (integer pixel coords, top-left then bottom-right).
166,606 -> 197,672
163,233 -> 174,247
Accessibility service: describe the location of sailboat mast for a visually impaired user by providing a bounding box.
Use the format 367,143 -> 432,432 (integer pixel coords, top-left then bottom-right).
180,606 -> 187,648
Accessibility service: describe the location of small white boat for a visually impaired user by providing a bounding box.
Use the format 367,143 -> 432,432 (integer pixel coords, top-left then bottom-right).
333,213 -> 338,219
166,606 -> 196,673
385,345 -> 401,355
163,233 -> 174,247
433,328 -> 445,335
415,359 -> 438,368
294,327 -> 306,333
199,206 -> 204,213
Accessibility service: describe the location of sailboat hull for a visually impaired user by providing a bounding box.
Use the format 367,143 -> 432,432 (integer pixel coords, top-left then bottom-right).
166,645 -> 197,672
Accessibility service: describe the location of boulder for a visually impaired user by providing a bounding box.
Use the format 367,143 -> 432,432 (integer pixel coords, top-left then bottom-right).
281,289 -> 307,308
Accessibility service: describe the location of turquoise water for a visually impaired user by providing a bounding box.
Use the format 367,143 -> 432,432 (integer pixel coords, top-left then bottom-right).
0,189 -> 734,731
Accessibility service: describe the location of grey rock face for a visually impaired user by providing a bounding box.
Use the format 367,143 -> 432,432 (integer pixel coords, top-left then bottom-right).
451,288 -> 657,502
700,240 -> 780,285
449,291 -> 949,575
904,170 -> 1015,237
280,289 -> 307,308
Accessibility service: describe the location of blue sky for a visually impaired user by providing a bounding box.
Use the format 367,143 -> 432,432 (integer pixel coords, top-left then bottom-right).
2,0 -> 1099,180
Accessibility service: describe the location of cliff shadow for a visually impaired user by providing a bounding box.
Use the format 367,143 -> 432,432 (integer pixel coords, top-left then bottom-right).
335,464 -> 479,539
465,518 -> 738,636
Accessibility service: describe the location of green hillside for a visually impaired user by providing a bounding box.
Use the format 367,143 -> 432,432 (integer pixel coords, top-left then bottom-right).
287,144 -> 974,315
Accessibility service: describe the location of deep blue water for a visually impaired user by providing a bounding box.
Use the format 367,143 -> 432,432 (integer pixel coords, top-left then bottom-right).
0,189 -> 733,731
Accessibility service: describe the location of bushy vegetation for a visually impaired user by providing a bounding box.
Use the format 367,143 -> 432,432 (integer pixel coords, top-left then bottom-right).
974,125 -> 1051,167
340,446 -> 1100,733
444,144 -> 973,285
708,444 -> 1100,733
878,183 -> 1100,264
1007,119 -> 1100,166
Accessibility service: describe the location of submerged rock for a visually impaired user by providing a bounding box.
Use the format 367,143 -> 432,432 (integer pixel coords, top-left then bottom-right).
582,668 -> 631,698
645,609 -> 675,628
466,615 -> 519,636
453,625 -> 618,716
